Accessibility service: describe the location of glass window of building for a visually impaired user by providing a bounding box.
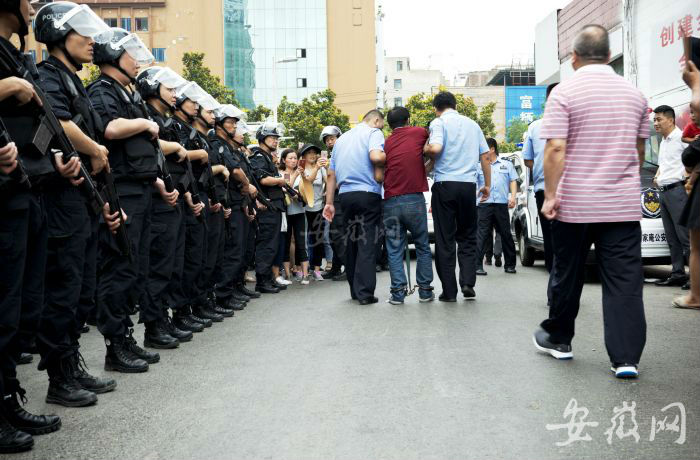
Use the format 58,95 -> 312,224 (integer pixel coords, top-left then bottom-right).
297,78 -> 307,88
394,79 -> 402,90
296,48 -> 307,59
394,97 -> 402,107
135,17 -> 148,32
28,50 -> 36,63
41,49 -> 48,62
152,48 -> 166,62
396,60 -> 403,72
121,18 -> 131,32
104,17 -> 117,27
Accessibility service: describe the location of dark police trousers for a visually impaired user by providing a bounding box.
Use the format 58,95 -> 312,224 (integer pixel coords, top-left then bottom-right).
542,221 -> 646,364
142,198 -> 182,323
431,181 -> 478,298
77,214 -> 99,330
182,192 -> 208,307
199,208 -> 225,304
165,197 -> 189,312
38,186 -> 91,369
0,191 -> 46,396
255,202 -> 282,281
97,183 -> 152,339
339,191 -> 381,300
215,206 -> 249,300
329,195 -> 346,271
476,203 -> 516,270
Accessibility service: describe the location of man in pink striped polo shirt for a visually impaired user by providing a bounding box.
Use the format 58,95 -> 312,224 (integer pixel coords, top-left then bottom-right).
532,25 -> 650,379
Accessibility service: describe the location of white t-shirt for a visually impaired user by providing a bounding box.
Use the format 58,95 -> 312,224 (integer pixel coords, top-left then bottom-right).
304,166 -> 326,212
657,127 -> 688,186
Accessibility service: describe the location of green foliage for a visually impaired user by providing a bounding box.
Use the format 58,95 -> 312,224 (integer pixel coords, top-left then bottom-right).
403,92 -> 497,137
181,52 -> 239,105
246,105 -> 272,122
81,64 -> 101,87
277,89 -> 351,148
498,142 -> 520,153
506,117 -> 530,144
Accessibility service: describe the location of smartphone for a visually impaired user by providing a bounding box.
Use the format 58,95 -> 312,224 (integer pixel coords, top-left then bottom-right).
683,34 -> 700,68
284,173 -> 290,182
299,158 -> 306,169
321,150 -> 328,160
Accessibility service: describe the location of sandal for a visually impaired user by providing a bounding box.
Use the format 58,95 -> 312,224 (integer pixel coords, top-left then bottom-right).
672,296 -> 700,310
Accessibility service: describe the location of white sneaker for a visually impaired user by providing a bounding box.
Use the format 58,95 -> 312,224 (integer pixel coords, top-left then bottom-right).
300,276 -> 310,285
611,363 -> 639,379
275,276 -> 292,286
312,271 -> 324,281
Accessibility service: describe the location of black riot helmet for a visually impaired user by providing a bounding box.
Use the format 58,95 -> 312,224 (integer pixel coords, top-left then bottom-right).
255,120 -> 284,143
93,27 -> 153,82
34,2 -> 112,70
136,66 -> 187,109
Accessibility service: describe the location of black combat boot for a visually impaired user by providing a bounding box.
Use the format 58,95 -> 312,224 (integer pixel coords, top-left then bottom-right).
144,321 -> 179,349
46,360 -> 97,407
230,289 -> 251,303
173,309 -> 204,333
256,277 -> 280,294
104,336 -> 149,373
1,387 -> 61,435
213,297 -> 236,317
162,315 -> 193,342
0,412 -> 33,454
72,353 -> 117,394
193,303 -> 224,323
236,282 -> 261,298
125,329 -> 160,363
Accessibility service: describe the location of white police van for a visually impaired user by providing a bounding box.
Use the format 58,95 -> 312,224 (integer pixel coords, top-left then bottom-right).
510,142 -> 671,266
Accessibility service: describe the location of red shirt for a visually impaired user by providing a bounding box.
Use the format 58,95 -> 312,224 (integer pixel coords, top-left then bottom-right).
383,126 -> 429,199
682,121 -> 700,140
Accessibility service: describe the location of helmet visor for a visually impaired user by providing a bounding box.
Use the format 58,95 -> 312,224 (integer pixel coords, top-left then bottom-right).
235,121 -> 253,136
175,82 -> 208,104
113,33 -> 154,66
217,104 -> 247,122
261,119 -> 285,137
147,67 -> 187,90
196,95 -> 221,112
54,4 -> 113,43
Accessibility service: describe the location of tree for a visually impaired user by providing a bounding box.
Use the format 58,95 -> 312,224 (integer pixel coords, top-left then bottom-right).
81,64 -> 101,87
246,104 -> 272,122
506,117 -> 529,144
277,89 -> 351,148
182,52 -> 239,105
403,92 -> 497,137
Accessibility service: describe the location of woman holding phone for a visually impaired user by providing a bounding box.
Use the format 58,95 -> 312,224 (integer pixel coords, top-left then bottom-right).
280,149 -> 310,284
299,144 -> 328,281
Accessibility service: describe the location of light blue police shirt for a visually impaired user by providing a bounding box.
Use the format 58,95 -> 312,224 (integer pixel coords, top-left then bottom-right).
477,158 -> 519,204
330,123 -> 384,195
522,118 -> 545,193
428,109 -> 490,183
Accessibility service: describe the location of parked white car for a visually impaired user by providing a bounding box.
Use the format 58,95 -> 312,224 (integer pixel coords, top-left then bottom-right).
509,147 -> 670,266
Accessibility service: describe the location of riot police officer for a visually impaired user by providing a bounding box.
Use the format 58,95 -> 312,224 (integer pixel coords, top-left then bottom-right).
320,126 -> 346,281
135,66 -> 197,346
189,91 -> 235,319
0,0 -> 77,451
171,82 -> 223,324
210,105 -> 258,309
250,121 -> 287,293
88,27 -> 178,372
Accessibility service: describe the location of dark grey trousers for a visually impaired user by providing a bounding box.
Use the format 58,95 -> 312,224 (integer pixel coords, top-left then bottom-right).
660,185 -> 690,276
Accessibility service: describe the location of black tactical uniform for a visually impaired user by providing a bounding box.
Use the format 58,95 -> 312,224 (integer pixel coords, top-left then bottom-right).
210,133 -> 254,306
34,55 -> 116,402
88,73 -> 159,371
249,145 -> 284,290
0,31 -> 60,450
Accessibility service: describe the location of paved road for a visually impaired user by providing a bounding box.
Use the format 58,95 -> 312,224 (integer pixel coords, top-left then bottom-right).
13,261 -> 700,460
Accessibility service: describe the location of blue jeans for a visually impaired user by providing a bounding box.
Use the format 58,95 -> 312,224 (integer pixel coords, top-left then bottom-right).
383,193 -> 433,299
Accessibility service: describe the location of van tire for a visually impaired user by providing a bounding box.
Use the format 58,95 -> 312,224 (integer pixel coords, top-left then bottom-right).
519,230 -> 536,267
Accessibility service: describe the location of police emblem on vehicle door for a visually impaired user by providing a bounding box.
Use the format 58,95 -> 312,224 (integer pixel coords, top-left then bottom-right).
640,188 -> 661,219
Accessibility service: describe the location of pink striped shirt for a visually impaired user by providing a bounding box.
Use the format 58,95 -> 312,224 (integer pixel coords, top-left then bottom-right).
540,64 -> 650,223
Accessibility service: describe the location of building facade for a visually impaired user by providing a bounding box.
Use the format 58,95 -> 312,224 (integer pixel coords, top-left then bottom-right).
24,0 -> 377,122
384,57 -> 447,108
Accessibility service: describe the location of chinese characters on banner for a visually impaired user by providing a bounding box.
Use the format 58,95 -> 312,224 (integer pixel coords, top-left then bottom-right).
546,399 -> 687,446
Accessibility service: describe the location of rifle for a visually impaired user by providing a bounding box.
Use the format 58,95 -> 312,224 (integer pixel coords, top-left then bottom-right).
0,117 -> 31,189
0,45 -> 131,259
133,94 -> 176,194
259,170 -> 307,207
239,153 -> 282,213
